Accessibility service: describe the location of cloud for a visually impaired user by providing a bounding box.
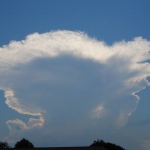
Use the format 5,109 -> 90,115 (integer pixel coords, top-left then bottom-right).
4,89 -> 44,116
0,30 -> 150,148
91,103 -> 106,119
142,139 -> 150,150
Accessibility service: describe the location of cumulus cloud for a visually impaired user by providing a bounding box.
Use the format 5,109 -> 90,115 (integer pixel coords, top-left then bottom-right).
0,30 -> 150,148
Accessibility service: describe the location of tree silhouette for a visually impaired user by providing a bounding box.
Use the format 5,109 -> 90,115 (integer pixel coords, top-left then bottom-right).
14,138 -> 34,148
90,139 -> 126,150
0,141 -> 10,148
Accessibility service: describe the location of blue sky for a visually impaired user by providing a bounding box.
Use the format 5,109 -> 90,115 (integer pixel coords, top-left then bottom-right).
0,1 -> 150,150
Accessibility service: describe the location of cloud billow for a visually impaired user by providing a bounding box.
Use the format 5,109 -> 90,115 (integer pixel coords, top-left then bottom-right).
0,30 -> 150,147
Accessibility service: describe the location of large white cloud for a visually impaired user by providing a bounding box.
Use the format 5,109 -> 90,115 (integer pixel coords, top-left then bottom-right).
0,30 -> 150,149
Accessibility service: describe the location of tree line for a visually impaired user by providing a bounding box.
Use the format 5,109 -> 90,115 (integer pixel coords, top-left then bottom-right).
90,139 -> 126,150
0,138 -> 34,148
0,138 -> 126,149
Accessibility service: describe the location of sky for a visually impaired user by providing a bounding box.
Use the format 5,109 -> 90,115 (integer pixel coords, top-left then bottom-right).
0,1 -> 150,150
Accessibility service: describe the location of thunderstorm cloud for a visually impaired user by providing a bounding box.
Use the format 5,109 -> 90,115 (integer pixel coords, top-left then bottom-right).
0,30 -> 150,147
